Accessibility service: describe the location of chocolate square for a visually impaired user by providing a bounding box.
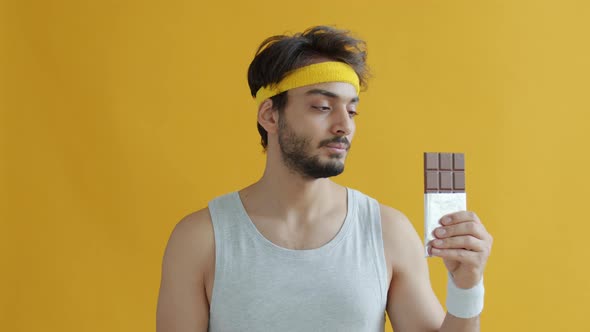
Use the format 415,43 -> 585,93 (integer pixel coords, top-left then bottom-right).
425,153 -> 438,170
439,153 -> 453,170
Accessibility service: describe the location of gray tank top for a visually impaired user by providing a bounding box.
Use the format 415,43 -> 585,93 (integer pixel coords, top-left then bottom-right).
207,187 -> 388,332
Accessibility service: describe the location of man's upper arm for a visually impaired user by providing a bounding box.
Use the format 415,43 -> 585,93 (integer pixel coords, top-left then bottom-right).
381,204 -> 445,332
156,208 -> 214,332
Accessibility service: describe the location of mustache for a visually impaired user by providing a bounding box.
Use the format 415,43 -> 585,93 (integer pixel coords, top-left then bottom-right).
319,137 -> 351,149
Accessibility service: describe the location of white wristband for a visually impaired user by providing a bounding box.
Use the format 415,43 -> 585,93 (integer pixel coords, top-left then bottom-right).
446,273 -> 485,319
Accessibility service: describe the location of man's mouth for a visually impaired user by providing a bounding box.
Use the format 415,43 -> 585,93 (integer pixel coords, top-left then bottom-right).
325,143 -> 348,149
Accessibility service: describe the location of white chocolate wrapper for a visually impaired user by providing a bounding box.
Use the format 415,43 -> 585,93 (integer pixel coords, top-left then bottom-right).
424,193 -> 466,257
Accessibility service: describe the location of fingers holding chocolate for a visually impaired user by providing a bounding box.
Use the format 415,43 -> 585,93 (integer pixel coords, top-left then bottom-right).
430,247 -> 485,267
440,210 -> 481,225
430,235 -> 486,251
434,220 -> 489,242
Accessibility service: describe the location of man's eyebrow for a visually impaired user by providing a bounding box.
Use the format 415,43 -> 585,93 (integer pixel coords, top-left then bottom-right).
305,89 -> 360,103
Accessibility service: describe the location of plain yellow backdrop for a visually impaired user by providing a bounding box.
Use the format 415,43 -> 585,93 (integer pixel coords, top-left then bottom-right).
2,0 -> 589,331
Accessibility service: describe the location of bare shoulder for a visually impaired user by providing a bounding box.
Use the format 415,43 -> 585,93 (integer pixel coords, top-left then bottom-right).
379,204 -> 424,273
379,204 -> 420,247
164,208 -> 215,278
164,207 -> 215,268
172,208 -> 214,242
157,207 -> 214,332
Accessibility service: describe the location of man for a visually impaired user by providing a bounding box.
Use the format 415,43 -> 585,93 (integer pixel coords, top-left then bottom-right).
156,26 -> 493,331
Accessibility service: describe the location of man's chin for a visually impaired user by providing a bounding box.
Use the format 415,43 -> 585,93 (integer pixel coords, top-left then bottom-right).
308,163 -> 345,179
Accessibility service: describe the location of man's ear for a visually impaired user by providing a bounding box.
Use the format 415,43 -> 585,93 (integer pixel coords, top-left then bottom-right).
257,99 -> 280,134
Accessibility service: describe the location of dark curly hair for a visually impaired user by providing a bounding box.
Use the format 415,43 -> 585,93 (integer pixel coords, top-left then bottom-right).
247,26 -> 369,150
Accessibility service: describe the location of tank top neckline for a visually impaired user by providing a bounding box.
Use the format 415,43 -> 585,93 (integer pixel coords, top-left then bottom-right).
230,188 -> 355,259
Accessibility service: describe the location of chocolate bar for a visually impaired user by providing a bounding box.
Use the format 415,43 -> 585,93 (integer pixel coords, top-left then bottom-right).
424,152 -> 466,256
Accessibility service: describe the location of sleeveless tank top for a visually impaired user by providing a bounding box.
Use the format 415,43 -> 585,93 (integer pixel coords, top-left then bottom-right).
207,187 -> 388,332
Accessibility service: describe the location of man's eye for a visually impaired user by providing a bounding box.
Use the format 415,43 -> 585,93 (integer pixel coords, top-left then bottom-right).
312,106 -> 331,111
348,111 -> 359,118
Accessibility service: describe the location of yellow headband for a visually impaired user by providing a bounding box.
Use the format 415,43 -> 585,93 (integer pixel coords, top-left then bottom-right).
254,61 -> 360,106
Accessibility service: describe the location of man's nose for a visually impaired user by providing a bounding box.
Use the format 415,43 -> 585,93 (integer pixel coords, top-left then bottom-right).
330,106 -> 354,136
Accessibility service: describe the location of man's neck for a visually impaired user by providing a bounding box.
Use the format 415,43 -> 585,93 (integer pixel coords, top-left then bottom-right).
240,165 -> 344,225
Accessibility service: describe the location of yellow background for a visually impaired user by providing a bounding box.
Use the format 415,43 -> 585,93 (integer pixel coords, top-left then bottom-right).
2,1 -> 589,331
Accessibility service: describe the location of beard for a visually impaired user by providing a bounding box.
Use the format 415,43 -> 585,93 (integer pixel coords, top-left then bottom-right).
277,115 -> 350,179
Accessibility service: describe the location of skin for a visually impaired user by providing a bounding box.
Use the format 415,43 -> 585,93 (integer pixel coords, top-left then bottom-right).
156,80 -> 493,332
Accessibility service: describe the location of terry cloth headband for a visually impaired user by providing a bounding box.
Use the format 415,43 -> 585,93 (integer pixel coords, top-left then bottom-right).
254,61 -> 360,106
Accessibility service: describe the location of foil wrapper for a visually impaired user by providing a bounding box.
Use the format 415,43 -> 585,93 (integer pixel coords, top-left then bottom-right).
424,193 -> 466,257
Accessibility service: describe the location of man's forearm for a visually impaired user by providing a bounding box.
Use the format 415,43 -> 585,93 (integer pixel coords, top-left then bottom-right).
439,313 -> 480,332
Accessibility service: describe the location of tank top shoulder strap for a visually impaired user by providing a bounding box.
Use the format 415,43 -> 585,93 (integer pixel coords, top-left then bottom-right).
349,187 -> 389,307
208,191 -> 241,232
